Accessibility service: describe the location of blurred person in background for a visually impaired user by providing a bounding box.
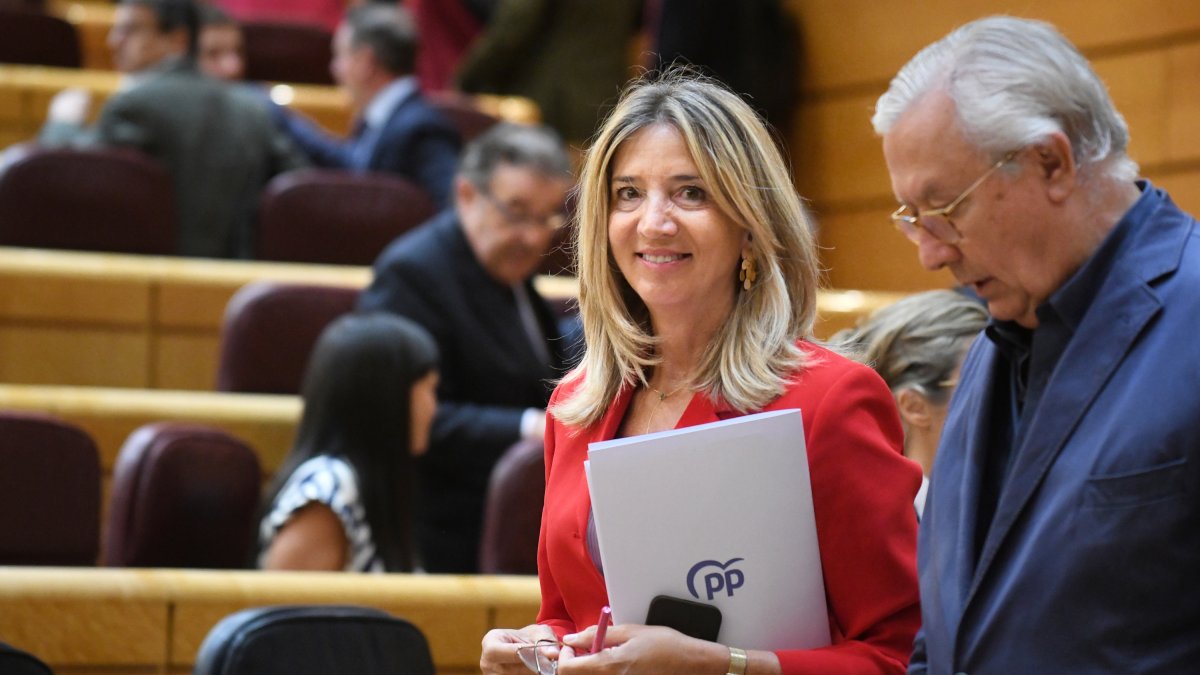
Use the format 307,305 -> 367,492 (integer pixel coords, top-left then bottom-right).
274,3 -> 461,208
832,290 -> 987,518
258,312 -> 439,572
39,0 -> 307,258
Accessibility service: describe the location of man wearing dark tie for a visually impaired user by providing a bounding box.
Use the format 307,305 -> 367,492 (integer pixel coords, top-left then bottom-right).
358,123 -> 577,573
277,4 -> 460,208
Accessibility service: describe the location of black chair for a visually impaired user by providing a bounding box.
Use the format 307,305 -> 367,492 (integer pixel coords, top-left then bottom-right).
0,144 -> 175,254
0,641 -> 53,675
0,8 -> 81,68
193,605 -> 435,675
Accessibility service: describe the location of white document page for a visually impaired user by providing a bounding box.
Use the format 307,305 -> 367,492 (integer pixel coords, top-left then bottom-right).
586,409 -> 830,651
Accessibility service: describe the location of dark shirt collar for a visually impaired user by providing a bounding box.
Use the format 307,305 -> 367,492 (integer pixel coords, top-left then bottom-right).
1043,180 -> 1160,332
988,180 -> 1160,343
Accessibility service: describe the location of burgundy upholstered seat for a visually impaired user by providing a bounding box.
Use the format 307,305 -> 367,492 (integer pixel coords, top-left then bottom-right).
0,8 -> 81,68
240,20 -> 334,85
425,90 -> 501,142
0,411 -> 100,566
216,281 -> 360,394
478,438 -> 545,575
255,168 -> 435,266
0,144 -> 175,254
103,422 -> 262,568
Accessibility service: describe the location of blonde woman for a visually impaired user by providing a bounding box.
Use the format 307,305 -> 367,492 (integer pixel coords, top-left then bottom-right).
481,73 -> 921,675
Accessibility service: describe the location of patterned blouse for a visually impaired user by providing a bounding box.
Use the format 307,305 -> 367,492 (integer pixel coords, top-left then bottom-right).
257,455 -> 384,572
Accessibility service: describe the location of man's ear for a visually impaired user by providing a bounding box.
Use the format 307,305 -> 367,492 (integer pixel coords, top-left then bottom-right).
897,387 -> 933,430
455,176 -> 477,211
1034,132 -> 1077,203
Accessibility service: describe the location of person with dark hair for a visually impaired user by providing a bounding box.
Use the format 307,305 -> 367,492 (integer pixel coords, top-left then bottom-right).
38,0 -> 306,258
275,4 -> 461,208
832,290 -> 987,517
257,312 -> 439,572
358,122 -> 577,574
196,4 -> 245,82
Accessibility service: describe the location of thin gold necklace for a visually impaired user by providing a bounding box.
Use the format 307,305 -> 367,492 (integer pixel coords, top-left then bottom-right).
643,382 -> 687,436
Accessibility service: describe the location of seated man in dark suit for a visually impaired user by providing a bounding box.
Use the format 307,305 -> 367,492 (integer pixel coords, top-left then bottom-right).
358,123 -> 576,573
38,0 -> 306,259
276,4 -> 461,209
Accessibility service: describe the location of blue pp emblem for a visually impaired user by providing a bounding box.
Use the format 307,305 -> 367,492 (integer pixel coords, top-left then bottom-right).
686,558 -> 745,601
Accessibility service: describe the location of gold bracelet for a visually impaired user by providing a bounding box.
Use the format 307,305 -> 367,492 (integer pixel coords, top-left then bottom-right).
727,646 -> 748,675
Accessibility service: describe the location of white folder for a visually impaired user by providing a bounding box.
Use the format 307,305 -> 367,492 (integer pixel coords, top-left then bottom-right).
585,409 -> 830,651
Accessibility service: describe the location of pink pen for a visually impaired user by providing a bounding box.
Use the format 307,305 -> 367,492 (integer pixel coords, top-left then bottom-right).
591,606 -> 612,654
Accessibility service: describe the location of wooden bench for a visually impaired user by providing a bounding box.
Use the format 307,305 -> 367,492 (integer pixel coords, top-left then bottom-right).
0,567 -> 541,674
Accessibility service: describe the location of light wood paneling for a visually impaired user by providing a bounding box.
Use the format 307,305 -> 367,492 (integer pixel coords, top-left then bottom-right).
0,327 -> 148,387
816,207 -> 957,293
0,567 -> 541,675
1167,43 -> 1200,163
786,0 -> 1200,95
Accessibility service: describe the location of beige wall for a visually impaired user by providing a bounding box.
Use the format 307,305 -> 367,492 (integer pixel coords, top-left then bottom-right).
783,0 -> 1200,291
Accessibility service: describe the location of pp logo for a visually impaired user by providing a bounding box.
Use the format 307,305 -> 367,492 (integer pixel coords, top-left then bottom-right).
686,558 -> 745,601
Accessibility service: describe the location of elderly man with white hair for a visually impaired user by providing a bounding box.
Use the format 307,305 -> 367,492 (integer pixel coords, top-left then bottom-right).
874,15 -> 1200,674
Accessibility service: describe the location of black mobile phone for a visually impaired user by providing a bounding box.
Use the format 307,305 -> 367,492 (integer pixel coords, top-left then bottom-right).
644,594 -> 723,642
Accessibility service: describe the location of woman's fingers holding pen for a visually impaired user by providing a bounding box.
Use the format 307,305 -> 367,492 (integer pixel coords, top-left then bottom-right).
558,624 -> 724,674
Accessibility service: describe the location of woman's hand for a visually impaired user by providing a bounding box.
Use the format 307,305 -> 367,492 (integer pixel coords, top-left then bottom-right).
481,624 -> 559,675
558,623 -> 729,674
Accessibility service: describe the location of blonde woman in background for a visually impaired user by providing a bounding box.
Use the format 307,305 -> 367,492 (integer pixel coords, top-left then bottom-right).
833,290 -> 987,518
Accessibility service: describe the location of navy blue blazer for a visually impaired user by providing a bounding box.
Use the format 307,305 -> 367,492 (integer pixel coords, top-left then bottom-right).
358,211 -> 576,572
912,184 -> 1200,673
281,88 -> 460,208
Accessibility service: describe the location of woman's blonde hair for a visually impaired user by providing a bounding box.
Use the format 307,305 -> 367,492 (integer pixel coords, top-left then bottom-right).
553,71 -> 821,428
832,290 -> 987,403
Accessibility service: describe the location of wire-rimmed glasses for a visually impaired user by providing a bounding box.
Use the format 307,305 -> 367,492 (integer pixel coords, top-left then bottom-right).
889,150 -> 1020,245
516,639 -> 561,674
478,188 -> 568,233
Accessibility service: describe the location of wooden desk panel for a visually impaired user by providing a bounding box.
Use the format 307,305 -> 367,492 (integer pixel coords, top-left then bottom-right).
0,64 -> 355,148
0,567 -> 542,675
787,0 -> 1200,95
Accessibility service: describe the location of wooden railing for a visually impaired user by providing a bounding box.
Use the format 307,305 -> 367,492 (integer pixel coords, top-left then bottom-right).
0,247 -> 903,391
0,567 -> 541,674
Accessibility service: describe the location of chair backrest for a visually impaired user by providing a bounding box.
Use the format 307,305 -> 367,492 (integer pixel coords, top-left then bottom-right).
0,8 -> 81,68
216,281 -> 360,394
0,640 -> 53,675
193,605 -> 435,675
0,411 -> 100,566
478,439 -> 545,575
103,422 -> 262,569
240,21 -> 333,85
0,145 -> 175,254
256,169 -> 435,266
425,91 -> 501,142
